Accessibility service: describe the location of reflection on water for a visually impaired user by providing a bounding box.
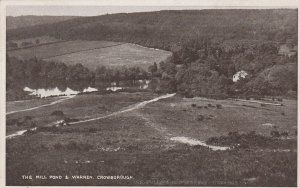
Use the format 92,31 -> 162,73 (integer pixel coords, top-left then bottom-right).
24,86 -> 96,98
105,80 -> 150,91
24,80 -> 150,98
106,86 -> 123,92
83,87 -> 98,93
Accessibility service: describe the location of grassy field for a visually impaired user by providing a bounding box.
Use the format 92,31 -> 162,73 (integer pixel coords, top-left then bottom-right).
7,40 -> 172,70
7,97 -> 62,113
6,92 -> 297,186
9,36 -> 61,49
6,92 -> 158,135
45,43 -> 172,70
7,40 -> 123,60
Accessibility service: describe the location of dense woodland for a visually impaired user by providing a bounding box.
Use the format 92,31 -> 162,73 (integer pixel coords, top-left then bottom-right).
6,55 -> 150,100
6,9 -> 298,99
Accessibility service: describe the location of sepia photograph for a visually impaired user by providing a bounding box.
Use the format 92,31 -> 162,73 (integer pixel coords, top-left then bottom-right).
3,0 -> 298,186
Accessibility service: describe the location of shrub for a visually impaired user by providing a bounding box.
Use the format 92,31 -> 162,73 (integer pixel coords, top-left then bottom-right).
191,103 -> 197,107
16,116 -> 36,127
204,106 -> 208,109
280,131 -> 288,137
38,126 -> 59,133
64,117 -> 79,123
40,144 -> 48,150
197,106 -> 202,109
54,143 -> 63,150
207,104 -> 212,107
216,104 -> 222,109
81,143 -> 93,151
24,116 -> 32,120
88,128 -> 97,133
277,98 -> 283,102
98,105 -> 107,110
6,118 -> 18,126
270,130 -> 280,138
206,116 -> 213,120
197,114 -> 204,121
185,93 -> 194,98
66,141 -> 79,150
281,112 -> 285,116
51,110 -> 64,116
261,103 -> 266,107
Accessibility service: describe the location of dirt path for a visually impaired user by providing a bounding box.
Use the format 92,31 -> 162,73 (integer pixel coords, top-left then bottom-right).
68,93 -> 176,125
136,112 -> 229,151
6,92 -> 229,151
6,93 -> 175,139
6,95 -> 75,115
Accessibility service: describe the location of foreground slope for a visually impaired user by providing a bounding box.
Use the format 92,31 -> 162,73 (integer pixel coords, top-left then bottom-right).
6,92 -> 297,186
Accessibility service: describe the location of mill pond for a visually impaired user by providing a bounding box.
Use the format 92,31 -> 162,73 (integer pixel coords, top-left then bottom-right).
22,80 -> 151,98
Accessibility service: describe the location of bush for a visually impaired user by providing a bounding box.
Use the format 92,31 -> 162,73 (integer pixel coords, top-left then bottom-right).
207,104 -> 212,107
66,141 -> 79,150
88,128 -> 97,133
51,110 -> 64,116
24,116 -> 32,120
216,104 -> 222,109
281,112 -> 285,116
207,131 -> 279,149
81,143 -> 93,151
197,106 -> 202,109
38,126 -> 59,133
64,117 -> 79,123
270,130 -> 280,138
280,131 -> 288,137
54,143 -> 63,150
191,103 -> 197,107
16,116 -> 36,127
197,114 -> 204,121
6,118 -> 18,126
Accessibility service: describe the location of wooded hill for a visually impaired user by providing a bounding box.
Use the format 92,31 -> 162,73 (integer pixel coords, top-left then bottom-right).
6,15 -> 78,30
7,9 -> 297,47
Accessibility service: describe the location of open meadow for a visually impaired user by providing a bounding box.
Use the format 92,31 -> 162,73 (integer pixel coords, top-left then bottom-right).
7,40 -> 172,70
6,92 -> 297,186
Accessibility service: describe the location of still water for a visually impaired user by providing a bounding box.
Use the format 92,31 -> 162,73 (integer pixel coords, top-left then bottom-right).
24,80 -> 150,98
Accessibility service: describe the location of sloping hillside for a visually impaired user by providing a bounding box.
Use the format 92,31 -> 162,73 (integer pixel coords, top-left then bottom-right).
6,15 -> 78,30
7,9 -> 297,49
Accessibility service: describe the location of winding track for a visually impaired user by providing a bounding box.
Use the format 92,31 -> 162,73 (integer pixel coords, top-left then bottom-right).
6,95 -> 76,115
6,93 -> 175,139
6,93 -> 231,151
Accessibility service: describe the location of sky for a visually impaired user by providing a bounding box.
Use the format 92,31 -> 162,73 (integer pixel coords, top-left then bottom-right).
6,5 -> 293,17
6,6 -> 209,17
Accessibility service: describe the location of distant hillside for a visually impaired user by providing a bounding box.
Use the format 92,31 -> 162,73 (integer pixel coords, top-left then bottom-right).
7,9 -> 297,49
6,9 -> 298,96
6,15 -> 78,30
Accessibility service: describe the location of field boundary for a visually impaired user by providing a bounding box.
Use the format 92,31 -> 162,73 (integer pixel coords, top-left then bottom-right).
7,40 -> 69,52
41,42 -> 126,60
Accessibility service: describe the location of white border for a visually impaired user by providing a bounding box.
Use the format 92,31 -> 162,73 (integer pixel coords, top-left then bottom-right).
0,0 -> 299,188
